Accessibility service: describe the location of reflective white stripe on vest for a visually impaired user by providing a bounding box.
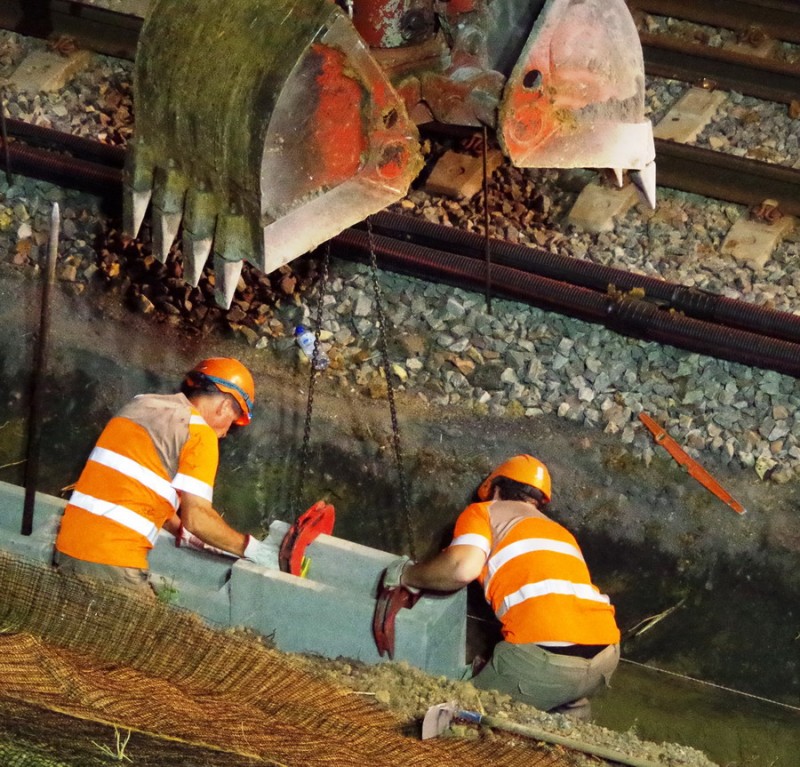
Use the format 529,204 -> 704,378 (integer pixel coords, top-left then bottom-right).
449,533 -> 491,556
172,472 -> 213,502
496,578 -> 610,619
89,446 -> 179,509
190,414 -> 209,426
68,490 -> 160,544
486,538 -> 584,589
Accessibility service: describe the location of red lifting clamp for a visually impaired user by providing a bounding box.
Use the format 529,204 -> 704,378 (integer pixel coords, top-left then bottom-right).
279,500 -> 336,576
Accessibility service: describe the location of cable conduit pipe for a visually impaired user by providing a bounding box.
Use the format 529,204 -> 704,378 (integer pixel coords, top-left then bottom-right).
5,117 -> 127,167
0,140 -> 122,194
332,229 -> 800,379
365,211 -> 800,346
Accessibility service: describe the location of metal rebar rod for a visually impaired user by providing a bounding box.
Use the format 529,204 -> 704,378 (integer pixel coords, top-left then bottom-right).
22,203 -> 60,536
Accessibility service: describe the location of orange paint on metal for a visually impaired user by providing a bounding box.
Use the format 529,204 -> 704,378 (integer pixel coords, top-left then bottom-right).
374,142 -> 409,180
503,87 -> 558,156
445,0 -> 475,12
312,44 -> 366,185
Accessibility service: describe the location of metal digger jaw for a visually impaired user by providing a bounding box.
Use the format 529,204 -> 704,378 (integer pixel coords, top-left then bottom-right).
496,0 -> 656,199
124,0 -> 654,308
124,0 -> 423,308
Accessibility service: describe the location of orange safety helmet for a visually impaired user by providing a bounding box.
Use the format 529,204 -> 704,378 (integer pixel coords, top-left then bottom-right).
477,454 -> 551,503
186,358 -> 255,426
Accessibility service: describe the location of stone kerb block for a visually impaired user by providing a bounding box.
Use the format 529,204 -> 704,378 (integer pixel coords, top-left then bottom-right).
0,481 -> 63,564
230,520 -> 466,677
149,532 -> 236,625
0,483 -> 467,679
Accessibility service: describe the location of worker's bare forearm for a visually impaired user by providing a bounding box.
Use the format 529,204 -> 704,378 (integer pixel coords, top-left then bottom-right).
403,546 -> 485,592
179,494 -> 248,556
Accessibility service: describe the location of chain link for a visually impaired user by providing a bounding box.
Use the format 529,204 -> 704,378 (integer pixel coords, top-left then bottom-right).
292,245 -> 330,521
366,218 -> 416,559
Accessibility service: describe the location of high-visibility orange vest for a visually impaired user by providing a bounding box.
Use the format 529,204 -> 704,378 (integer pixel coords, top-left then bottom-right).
450,500 -> 620,646
55,393 -> 218,570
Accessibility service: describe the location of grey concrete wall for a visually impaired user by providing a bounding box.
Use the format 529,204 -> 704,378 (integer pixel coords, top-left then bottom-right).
0,481 -> 466,677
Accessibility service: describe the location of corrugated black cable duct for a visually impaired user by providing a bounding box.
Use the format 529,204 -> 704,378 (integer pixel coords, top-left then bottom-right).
364,211 -> 800,346
331,228 -> 800,379
0,140 -> 122,195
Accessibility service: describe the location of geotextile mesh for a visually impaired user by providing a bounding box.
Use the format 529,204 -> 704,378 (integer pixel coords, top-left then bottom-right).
0,551 -> 570,766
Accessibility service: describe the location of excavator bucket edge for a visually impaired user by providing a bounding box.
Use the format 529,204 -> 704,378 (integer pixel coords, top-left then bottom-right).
124,0 -> 422,308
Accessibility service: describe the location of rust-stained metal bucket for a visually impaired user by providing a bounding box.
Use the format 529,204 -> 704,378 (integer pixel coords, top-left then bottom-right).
124,0 -> 422,307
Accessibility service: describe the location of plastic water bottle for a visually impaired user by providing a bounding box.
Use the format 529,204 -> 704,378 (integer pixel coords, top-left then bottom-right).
294,325 -> 329,370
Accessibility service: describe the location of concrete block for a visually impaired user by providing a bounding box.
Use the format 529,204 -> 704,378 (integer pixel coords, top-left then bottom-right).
721,215 -> 797,269
653,87 -> 728,143
149,532 -> 235,625
425,149 -> 503,199
8,49 -> 93,94
230,521 -> 466,676
722,39 -> 778,59
0,481 -> 64,564
0,481 -> 467,678
566,181 -> 639,233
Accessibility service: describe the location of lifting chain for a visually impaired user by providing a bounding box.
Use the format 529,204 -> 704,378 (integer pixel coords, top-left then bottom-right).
481,125 -> 493,315
366,218 -> 416,560
291,244 -> 330,521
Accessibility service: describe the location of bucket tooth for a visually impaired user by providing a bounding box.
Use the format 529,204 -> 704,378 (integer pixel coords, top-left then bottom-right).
630,160 -> 657,209
122,137 -> 154,239
184,236 -> 213,288
182,188 -> 218,286
212,255 -> 244,309
211,210 -> 251,308
151,164 -> 188,263
612,168 -> 624,187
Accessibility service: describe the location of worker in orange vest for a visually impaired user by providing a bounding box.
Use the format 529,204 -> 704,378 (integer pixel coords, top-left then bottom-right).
385,454 -> 620,720
54,357 -> 275,593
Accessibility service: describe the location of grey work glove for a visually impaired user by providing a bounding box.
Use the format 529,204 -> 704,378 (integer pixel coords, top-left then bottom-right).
243,535 -> 279,569
383,555 -> 420,594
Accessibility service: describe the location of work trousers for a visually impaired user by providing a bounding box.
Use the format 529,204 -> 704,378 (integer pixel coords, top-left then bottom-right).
53,550 -> 155,597
471,641 -> 620,712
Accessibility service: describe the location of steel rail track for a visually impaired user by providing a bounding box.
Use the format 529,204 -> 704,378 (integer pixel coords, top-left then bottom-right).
640,32 -> 800,106
421,123 -> 800,218
331,228 -> 800,379
3,123 -> 800,380
0,0 -> 141,59
0,0 -> 798,213
655,139 -> 800,217
627,0 -> 800,46
629,0 -> 800,104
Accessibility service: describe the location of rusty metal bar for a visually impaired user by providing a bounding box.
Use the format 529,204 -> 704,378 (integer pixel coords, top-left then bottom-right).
640,32 -> 800,105
628,0 -> 800,45
22,203 -> 60,536
654,138 -> 800,217
0,0 -> 142,59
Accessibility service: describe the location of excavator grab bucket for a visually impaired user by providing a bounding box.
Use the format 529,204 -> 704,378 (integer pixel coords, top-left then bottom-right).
123,0 -> 423,307
496,0 -> 655,201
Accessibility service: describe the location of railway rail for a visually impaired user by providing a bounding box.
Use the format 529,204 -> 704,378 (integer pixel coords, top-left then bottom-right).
0,3 -> 797,377
0,0 -> 141,59
0,1 -> 797,212
3,118 -> 800,380
628,0 -> 800,46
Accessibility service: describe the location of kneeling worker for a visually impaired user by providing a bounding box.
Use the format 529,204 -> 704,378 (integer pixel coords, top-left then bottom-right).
53,357 -> 275,593
386,454 -> 620,719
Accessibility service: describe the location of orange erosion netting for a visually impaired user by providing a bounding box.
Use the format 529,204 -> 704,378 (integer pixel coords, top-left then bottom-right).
0,551 -> 572,767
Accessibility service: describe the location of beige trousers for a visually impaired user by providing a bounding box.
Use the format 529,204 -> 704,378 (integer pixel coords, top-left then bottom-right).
471,641 -> 620,711
53,550 -> 155,597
